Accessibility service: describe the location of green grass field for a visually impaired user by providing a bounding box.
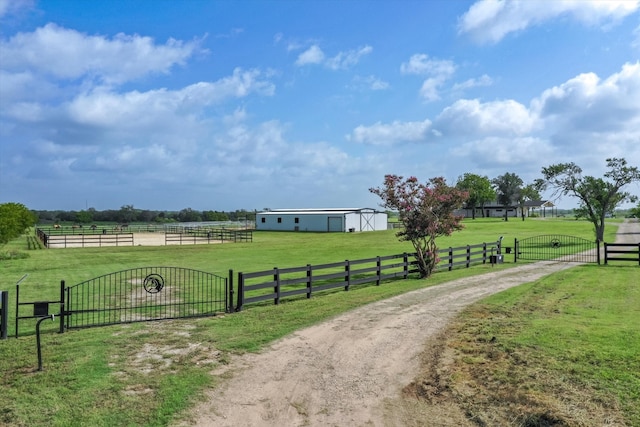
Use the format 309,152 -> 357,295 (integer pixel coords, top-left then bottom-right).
0,218 -> 636,426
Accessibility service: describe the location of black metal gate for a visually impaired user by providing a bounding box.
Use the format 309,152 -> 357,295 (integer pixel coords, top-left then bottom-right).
64,267 -> 230,330
515,235 -> 600,264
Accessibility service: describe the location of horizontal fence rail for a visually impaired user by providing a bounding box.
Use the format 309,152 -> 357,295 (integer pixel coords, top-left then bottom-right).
604,243 -> 640,265
236,254 -> 411,311
235,240 -> 500,311
38,231 -> 134,248
165,229 -> 253,245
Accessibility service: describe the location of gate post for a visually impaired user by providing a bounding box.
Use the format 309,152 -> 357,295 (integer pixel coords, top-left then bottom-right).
227,269 -> 234,313
59,281 -> 65,333
236,272 -> 244,312
1,290 -> 8,340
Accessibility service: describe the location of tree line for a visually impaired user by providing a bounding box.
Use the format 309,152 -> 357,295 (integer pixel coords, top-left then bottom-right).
33,206 -> 257,225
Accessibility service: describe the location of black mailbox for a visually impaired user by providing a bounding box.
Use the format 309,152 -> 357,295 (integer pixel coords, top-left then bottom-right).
33,302 -> 50,316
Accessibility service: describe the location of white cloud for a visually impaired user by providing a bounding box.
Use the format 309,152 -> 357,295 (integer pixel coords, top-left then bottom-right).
295,44 -> 325,66
0,0 -> 33,17
0,23 -> 203,84
65,68 -> 275,130
533,61 -> 640,133
452,136 -> 555,168
452,74 -> 493,91
400,53 -> 455,76
400,54 -> 457,102
325,45 -> 372,70
349,75 -> 390,91
295,44 -> 372,70
346,119 -> 433,145
459,0 -> 640,44
436,98 -> 536,136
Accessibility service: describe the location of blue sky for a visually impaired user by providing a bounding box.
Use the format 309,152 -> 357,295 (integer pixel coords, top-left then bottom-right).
1,0 -> 639,211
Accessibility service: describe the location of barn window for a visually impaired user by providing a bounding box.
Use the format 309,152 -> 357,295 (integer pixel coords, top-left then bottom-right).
261,218 -> 266,223
277,217 -> 282,223
294,217 -> 299,223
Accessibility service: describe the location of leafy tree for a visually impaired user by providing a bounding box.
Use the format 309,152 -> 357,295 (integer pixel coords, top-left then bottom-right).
629,201 -> 640,219
370,175 -> 468,278
455,173 -> 496,219
177,208 -> 202,222
492,172 -> 523,222
539,158 -> 640,241
118,205 -> 137,224
0,202 -> 36,244
76,210 -> 93,224
516,184 -> 542,221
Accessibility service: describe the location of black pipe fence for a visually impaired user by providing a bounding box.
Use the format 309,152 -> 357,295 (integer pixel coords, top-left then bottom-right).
1,290 -> 8,340
235,240 -> 500,311
604,243 -> 640,265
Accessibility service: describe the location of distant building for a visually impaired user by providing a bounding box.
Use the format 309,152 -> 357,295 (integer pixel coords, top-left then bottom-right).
455,200 -> 553,218
255,208 -> 388,232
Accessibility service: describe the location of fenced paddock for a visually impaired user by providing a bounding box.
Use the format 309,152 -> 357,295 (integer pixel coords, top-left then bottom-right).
42,233 -> 134,248
36,227 -> 252,248
165,229 -> 253,245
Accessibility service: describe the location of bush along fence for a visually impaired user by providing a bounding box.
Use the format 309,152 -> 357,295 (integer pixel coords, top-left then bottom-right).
234,239 -> 502,311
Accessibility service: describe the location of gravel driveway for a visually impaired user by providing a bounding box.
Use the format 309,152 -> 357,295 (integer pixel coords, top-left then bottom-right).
178,220 -> 639,427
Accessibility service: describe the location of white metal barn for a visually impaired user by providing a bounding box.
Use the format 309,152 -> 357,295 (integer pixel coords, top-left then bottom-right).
256,208 -> 388,232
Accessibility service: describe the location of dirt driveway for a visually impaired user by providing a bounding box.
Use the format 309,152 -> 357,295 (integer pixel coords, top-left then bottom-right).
179,220 -> 639,427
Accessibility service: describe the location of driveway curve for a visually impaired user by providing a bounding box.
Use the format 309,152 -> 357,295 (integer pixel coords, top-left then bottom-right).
179,220 -> 639,427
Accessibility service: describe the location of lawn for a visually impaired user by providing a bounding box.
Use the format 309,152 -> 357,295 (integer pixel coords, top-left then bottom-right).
0,217 -> 634,426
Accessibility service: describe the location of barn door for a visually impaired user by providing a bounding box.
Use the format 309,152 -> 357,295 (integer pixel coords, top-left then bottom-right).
327,216 -> 342,232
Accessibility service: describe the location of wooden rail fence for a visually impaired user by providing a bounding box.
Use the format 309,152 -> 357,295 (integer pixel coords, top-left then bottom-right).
604,243 -> 640,265
235,240 -> 500,311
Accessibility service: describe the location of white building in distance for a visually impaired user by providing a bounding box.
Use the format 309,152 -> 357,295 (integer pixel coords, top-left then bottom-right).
256,208 -> 388,232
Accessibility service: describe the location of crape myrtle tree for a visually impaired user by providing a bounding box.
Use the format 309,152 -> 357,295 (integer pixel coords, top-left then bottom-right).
455,173 -> 495,219
539,158 -> 640,241
370,175 -> 468,279
492,172 -> 523,222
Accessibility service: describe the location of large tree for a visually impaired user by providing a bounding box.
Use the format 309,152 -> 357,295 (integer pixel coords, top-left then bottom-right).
456,173 -> 496,219
492,172 -> 523,222
370,175 -> 468,278
0,202 -> 36,244
516,183 -> 542,221
539,158 -> 640,241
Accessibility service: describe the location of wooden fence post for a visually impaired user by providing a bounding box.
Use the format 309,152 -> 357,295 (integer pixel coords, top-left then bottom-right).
306,264 -> 312,298
344,260 -> 350,291
273,268 -> 280,305
236,272 -> 245,312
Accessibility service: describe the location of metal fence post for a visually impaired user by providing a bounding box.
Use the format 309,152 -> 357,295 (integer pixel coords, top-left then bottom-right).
59,281 -> 65,334
228,270 -> 234,313
0,290 -> 8,340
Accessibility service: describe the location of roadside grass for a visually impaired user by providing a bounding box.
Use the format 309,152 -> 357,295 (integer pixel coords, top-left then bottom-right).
433,265 -> 640,426
0,217 -> 626,426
